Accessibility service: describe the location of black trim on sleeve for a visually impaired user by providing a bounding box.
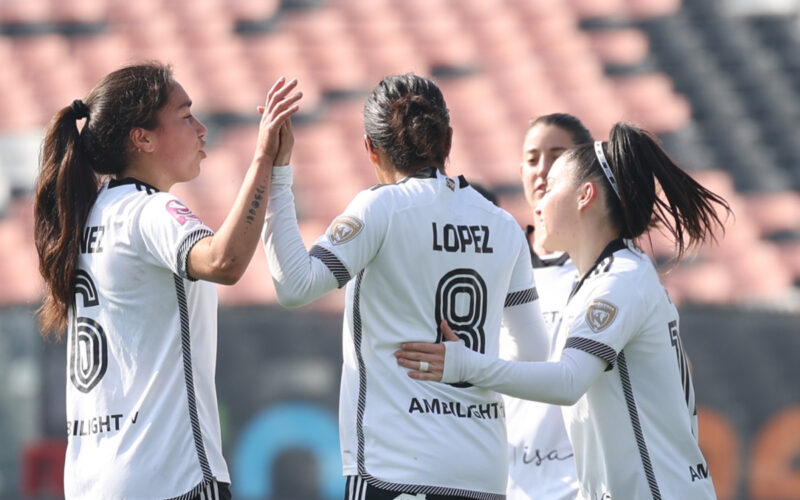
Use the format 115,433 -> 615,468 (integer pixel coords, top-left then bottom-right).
565,336 -> 618,371
504,287 -> 539,307
177,228 -> 214,281
310,245 -> 351,288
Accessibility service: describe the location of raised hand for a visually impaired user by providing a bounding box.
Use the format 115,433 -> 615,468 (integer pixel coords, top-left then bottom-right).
273,119 -> 294,167
254,77 -> 302,166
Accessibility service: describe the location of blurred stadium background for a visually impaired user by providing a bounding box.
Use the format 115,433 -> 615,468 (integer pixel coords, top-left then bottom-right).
1,0 -> 799,498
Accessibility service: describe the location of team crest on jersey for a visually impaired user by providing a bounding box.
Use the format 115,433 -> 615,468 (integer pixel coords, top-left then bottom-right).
328,215 -> 364,245
166,199 -> 200,225
586,300 -> 617,333
446,177 -> 455,191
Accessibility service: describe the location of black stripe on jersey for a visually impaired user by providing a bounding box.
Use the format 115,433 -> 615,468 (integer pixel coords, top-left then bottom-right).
173,275 -> 214,486
618,351 -> 663,499
177,228 -> 214,281
567,238 -> 626,303
310,245 -> 351,288
360,473 -> 504,500
504,287 -> 539,307
108,177 -> 159,194
565,336 -> 618,370
353,271 -> 369,476
167,478 -> 224,500
346,476 -> 368,500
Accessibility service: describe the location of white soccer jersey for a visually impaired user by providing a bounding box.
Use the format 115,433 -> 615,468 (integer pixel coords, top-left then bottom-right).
559,239 -> 714,500
501,248 -> 579,500
65,178 -> 229,500
263,166 -> 547,499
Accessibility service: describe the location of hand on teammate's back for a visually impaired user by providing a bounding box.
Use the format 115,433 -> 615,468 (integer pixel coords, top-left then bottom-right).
395,320 -> 462,382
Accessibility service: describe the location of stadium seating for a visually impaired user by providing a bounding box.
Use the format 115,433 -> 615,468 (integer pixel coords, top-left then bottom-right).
0,0 -> 797,309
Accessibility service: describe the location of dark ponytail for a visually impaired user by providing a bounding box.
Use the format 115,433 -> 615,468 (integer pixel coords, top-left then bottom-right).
35,105 -> 100,338
363,73 -> 451,175
569,122 -> 730,262
34,62 -> 173,338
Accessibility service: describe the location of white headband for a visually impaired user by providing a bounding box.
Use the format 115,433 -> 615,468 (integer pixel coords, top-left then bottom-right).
593,141 -> 621,200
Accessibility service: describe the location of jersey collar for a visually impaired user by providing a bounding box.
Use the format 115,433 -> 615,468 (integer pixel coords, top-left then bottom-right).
567,238 -> 627,303
526,225 -> 571,268
108,177 -> 160,194
405,166 -> 469,188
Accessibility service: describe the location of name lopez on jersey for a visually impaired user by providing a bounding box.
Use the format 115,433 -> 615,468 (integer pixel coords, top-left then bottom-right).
432,222 -> 493,253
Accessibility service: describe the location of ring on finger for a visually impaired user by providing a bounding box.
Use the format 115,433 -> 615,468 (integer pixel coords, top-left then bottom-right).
419,361 -> 430,372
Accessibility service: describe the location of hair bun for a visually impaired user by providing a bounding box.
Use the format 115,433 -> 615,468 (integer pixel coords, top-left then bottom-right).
70,99 -> 89,120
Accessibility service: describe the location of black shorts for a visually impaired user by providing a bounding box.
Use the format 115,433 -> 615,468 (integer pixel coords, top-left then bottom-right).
345,476 -> 479,500
188,480 -> 231,500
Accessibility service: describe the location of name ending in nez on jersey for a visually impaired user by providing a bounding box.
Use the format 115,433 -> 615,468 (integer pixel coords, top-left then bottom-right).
431,222 -> 493,254
80,225 -> 106,254
408,397 -> 504,419
68,411 -> 139,437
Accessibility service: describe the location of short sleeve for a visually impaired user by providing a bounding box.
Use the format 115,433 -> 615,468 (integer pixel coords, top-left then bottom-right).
308,189 -> 390,288
135,193 -> 214,279
563,274 -> 644,369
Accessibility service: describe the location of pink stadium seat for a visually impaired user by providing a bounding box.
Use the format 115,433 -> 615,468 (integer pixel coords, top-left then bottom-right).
661,261 -> 736,305
565,0 -> 628,19
0,41 -> 44,129
0,199 -> 42,305
0,0 -> 50,23
624,0 -> 682,19
221,0 -> 279,21
587,28 -> 651,66
72,34 -> 135,91
279,9 -> 368,92
49,0 -> 106,23
742,191 -> 800,235
613,73 -> 691,132
11,35 -> 88,123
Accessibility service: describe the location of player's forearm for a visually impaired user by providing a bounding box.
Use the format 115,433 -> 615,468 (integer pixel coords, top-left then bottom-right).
263,165 -> 337,306
443,343 -> 605,405
188,160 -> 273,284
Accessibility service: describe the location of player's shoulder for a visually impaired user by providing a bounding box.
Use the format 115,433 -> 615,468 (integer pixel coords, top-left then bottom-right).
586,242 -> 658,297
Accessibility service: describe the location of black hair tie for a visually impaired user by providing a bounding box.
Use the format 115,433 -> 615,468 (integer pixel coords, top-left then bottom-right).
70,99 -> 89,120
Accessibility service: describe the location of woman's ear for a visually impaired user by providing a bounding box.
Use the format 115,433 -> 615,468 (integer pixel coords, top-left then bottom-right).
577,181 -> 596,211
130,127 -> 153,153
364,135 -> 381,166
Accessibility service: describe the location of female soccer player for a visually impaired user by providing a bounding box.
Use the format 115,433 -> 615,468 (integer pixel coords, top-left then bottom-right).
34,62 -> 301,499
262,73 -> 549,500
502,113 -> 593,500
397,121 -> 730,500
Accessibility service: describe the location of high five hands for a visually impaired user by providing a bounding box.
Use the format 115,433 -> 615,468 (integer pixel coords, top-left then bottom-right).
255,77 -> 302,167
